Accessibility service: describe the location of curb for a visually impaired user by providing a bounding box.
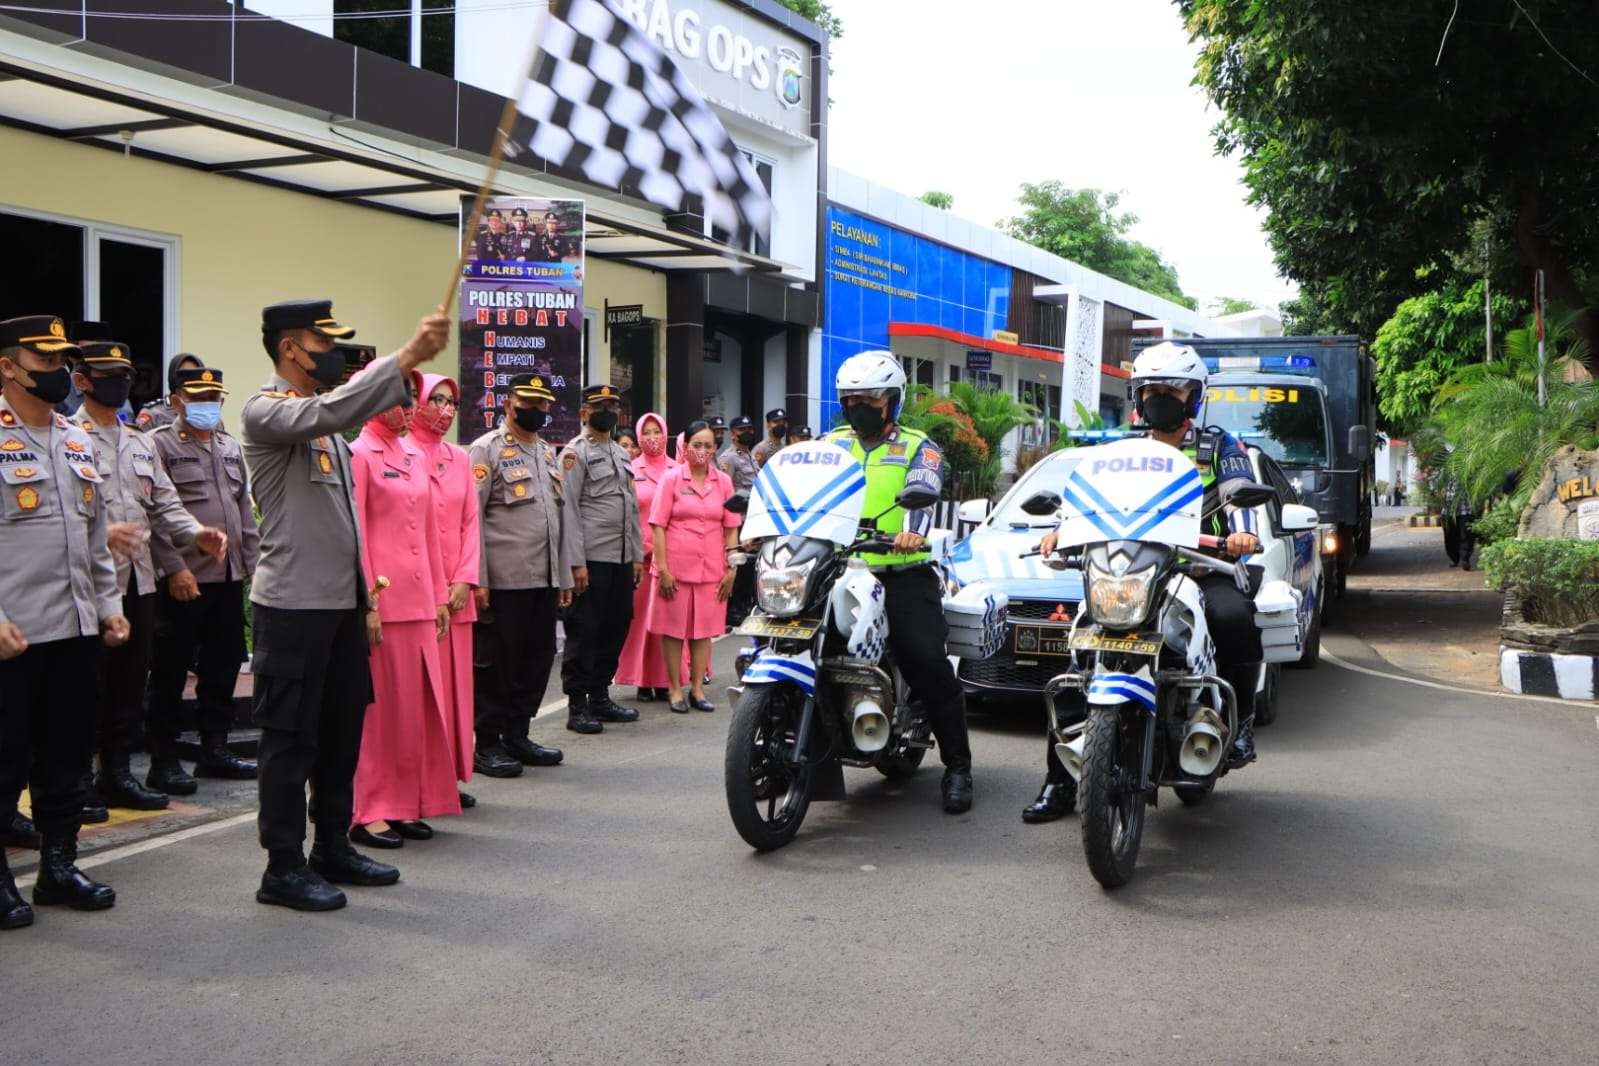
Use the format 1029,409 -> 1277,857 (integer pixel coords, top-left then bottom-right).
1407,514 -> 1443,528
1499,646 -> 1599,701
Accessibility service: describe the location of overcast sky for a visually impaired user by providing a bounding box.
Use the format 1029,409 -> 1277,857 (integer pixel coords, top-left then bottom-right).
824,0 -> 1295,315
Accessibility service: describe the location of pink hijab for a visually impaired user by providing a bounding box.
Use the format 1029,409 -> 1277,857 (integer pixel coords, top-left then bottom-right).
634,411 -> 671,476
410,372 -> 457,447
359,367 -> 423,442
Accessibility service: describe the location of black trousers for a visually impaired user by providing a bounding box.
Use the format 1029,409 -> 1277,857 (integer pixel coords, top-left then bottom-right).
250,604 -> 371,860
0,637 -> 100,838
474,586 -> 558,743
145,578 -> 247,744
561,561 -> 636,702
879,565 -> 971,772
94,577 -> 156,757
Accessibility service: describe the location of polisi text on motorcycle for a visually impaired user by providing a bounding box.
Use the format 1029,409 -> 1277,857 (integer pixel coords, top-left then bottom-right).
1090,455 -> 1175,476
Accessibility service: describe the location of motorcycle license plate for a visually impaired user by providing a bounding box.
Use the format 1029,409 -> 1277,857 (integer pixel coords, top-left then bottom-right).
737,615 -> 821,641
1012,624 -> 1073,658
1069,632 -> 1163,656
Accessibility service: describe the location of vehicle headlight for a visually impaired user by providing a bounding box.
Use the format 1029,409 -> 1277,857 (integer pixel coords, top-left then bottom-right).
1086,565 -> 1156,628
756,558 -> 818,617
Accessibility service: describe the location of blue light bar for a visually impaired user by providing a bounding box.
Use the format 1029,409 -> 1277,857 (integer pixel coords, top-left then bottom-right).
1066,428 -> 1143,442
1201,354 -> 1318,372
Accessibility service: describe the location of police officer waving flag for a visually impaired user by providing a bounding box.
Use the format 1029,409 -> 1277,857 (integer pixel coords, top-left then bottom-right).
243,299 -> 449,913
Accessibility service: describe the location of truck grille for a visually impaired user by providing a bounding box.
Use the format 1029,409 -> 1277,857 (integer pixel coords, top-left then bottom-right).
959,655 -> 1072,692
1005,599 -> 1077,621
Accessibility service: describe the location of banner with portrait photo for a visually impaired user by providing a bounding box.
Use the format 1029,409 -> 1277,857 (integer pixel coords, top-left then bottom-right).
457,195 -> 585,444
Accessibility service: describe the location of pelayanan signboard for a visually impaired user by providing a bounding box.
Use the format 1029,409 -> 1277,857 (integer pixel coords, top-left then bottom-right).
457,195 -> 585,445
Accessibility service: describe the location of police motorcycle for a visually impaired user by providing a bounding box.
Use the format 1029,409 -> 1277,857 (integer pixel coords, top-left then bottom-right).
719,441 -> 998,851
1022,434 -> 1280,889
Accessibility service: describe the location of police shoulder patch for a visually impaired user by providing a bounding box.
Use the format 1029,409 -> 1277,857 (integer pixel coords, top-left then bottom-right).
473,463 -> 490,482
562,452 -> 577,470
919,447 -> 941,469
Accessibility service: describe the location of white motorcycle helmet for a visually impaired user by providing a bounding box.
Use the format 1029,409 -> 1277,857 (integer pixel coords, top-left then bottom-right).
835,350 -> 908,420
1130,341 -> 1209,424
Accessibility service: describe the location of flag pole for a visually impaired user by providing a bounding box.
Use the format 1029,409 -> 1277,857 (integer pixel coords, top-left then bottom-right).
442,3 -> 555,311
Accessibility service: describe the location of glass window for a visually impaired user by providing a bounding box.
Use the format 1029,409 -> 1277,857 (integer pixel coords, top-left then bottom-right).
421,0 -> 454,77
1201,383 -> 1332,467
712,149 -> 774,257
334,0 -> 410,63
987,452 -> 1085,529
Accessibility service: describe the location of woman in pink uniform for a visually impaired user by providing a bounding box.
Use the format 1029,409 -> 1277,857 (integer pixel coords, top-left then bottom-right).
408,373 -> 481,807
648,419 -> 740,713
616,412 -> 677,702
349,369 -> 456,849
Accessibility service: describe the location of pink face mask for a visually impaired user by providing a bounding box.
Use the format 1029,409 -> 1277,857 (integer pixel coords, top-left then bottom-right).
686,448 -> 712,468
415,400 -> 455,435
640,435 -> 666,457
379,405 -> 414,433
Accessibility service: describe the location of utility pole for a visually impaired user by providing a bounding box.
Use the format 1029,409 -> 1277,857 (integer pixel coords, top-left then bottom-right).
1483,231 -> 1493,364
1535,268 -> 1547,408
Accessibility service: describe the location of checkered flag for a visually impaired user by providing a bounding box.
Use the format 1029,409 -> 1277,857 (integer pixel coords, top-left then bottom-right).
512,0 -> 773,248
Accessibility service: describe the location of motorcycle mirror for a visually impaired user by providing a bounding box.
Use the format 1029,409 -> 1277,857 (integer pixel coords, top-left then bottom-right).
724,491 -> 749,515
894,485 -> 939,512
1221,481 -> 1277,510
1019,491 -> 1063,516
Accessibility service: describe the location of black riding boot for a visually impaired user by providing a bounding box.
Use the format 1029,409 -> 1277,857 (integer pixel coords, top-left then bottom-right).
1223,663 -> 1262,769
32,837 -> 116,910
96,750 -> 170,811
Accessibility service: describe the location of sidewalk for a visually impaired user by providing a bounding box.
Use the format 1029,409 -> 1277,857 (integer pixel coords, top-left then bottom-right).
1334,506 -> 1503,691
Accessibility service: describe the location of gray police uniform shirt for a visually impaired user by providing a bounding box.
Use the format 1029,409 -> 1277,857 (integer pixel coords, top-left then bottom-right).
558,434 -> 642,565
468,425 -> 575,591
716,445 -> 759,493
147,420 -> 261,585
751,436 -> 783,468
134,399 -> 178,433
242,356 -> 409,612
76,412 -> 202,597
0,398 -> 120,642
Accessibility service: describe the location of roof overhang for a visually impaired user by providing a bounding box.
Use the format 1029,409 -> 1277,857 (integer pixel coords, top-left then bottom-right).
0,46 -> 794,277
888,323 -> 1062,364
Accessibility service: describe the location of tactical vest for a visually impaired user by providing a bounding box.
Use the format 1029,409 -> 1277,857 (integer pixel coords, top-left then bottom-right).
1184,431 -> 1228,539
828,426 -> 932,569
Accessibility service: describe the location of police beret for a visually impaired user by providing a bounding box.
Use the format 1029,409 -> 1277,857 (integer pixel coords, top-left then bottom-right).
0,315 -> 80,357
174,366 -> 227,396
729,415 -> 755,430
581,383 -> 623,403
510,373 -> 557,402
765,408 -> 787,422
78,341 -> 133,370
261,300 -> 355,339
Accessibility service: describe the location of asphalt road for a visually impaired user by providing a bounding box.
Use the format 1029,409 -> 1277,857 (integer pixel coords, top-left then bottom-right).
7,631 -> 1599,1065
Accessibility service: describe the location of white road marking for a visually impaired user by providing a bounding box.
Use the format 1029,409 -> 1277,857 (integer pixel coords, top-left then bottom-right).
534,632 -> 734,720
12,811 -> 257,889
1323,651 -> 1589,707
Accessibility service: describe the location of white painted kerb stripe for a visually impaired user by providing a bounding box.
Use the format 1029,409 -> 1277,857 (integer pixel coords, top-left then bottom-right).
1324,651 -> 1584,707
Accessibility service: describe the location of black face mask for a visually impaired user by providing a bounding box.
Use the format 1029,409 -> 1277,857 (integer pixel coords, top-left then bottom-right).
302,344 -> 346,390
844,403 -> 886,438
736,430 -> 759,448
1136,391 -> 1189,433
587,409 -> 618,434
770,422 -> 788,438
512,406 -> 549,433
84,374 -> 133,410
20,365 -> 73,406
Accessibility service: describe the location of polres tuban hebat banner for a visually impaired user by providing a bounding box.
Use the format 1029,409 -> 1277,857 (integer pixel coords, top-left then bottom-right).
457,195 -> 585,445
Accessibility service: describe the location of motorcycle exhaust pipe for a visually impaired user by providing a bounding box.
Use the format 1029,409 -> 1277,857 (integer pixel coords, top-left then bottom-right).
1054,733 -> 1087,783
1178,706 -> 1229,777
851,698 -> 890,752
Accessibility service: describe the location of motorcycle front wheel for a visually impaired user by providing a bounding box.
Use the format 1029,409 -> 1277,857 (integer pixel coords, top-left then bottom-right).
1078,705 -> 1146,889
724,683 -> 815,851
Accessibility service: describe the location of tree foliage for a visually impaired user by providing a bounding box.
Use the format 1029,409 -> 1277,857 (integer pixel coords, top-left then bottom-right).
1209,296 -> 1260,317
920,190 -> 954,210
1181,1 -> 1599,360
1000,182 -> 1197,310
1370,275 -> 1526,433
773,0 -> 842,41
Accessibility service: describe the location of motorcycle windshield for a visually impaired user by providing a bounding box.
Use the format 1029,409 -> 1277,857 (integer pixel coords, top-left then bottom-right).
742,440 -> 867,545
1054,437 -> 1202,550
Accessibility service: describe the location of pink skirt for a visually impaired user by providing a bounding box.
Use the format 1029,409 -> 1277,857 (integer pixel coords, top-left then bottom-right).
435,619 -> 475,782
615,572 -> 674,688
353,619 -> 462,827
645,577 -> 727,641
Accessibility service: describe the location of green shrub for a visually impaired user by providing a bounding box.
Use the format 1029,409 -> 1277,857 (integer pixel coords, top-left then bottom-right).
1470,496 -> 1521,546
1479,537 -> 1599,628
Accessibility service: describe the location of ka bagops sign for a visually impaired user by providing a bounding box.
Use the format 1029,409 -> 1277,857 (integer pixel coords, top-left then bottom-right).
457,195 -> 585,445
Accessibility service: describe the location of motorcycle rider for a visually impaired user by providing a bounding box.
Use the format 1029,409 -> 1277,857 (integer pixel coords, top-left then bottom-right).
825,351 -> 974,813
1025,341 -> 1263,823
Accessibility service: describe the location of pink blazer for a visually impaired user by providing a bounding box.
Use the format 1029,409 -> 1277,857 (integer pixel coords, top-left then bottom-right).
631,454 -> 676,561
419,435 -> 481,624
352,429 -> 448,624
649,465 -> 740,584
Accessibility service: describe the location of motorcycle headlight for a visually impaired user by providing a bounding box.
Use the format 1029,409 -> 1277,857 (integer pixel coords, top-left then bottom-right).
1086,564 -> 1156,628
756,558 -> 819,617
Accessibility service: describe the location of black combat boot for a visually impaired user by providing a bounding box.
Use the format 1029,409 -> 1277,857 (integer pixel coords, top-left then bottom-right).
1223,663 -> 1261,770
472,740 -> 524,778
80,774 -> 109,824
0,850 -> 32,930
146,737 -> 197,796
194,734 -> 257,780
588,692 -> 639,723
941,767 -> 974,814
309,837 -> 401,887
32,837 -> 116,910
565,695 -> 603,734
1,811 -> 41,850
504,733 -> 564,766
1021,781 -> 1075,824
257,852 -> 346,912
96,750 -> 169,811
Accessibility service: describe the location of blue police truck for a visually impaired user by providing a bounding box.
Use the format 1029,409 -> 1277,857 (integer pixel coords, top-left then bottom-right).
1131,335 -> 1376,596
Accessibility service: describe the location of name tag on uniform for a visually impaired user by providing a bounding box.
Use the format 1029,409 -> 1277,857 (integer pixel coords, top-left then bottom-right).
382,470 -> 402,479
